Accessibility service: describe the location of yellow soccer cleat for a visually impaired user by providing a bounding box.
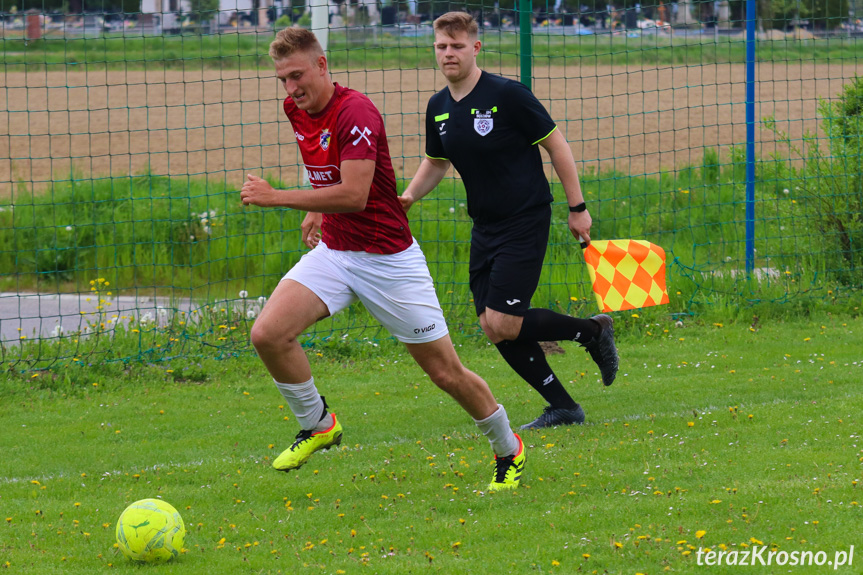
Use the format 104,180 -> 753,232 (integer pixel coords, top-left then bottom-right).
273,414 -> 343,472
488,433 -> 525,491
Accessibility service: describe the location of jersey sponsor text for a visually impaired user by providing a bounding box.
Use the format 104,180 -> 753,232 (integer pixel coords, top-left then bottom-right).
305,164 -> 341,187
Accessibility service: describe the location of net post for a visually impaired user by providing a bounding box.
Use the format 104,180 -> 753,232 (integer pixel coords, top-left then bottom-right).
745,0 -> 756,276
311,0 -> 329,52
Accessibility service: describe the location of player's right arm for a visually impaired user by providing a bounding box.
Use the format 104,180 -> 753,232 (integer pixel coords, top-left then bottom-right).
400,157 -> 450,212
241,160 -> 373,213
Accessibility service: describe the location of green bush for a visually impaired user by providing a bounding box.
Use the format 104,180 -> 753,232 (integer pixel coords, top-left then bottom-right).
764,75 -> 863,284
296,11 -> 312,28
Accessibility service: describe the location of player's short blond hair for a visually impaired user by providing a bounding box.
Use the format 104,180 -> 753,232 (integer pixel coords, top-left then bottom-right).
433,11 -> 478,39
269,27 -> 324,61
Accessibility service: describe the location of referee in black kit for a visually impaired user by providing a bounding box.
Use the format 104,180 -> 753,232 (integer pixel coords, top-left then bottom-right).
399,11 -> 619,429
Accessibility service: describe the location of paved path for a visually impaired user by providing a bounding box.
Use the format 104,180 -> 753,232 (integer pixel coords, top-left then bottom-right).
0,292 -> 197,345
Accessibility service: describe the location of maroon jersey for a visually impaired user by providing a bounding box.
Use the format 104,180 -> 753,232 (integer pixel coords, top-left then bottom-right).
283,84 -> 412,254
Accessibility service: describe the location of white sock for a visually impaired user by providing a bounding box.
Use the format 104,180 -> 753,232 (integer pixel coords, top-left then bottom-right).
273,377 -> 329,431
474,404 -> 519,457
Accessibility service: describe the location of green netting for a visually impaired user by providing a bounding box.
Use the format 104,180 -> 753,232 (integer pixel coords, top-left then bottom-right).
2,1 -> 862,367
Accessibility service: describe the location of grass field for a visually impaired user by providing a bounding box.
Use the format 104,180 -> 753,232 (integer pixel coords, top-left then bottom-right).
2,28 -> 862,571
0,161 -> 847,303
2,313 -> 862,573
2,31 -> 863,70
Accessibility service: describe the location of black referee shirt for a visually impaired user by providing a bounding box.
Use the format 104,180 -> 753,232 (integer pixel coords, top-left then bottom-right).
424,71 -> 558,225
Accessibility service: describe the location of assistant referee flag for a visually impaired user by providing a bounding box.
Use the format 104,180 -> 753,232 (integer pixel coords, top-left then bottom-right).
583,240 -> 670,312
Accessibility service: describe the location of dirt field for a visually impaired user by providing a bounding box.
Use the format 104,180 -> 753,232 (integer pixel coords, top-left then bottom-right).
3,62 -> 862,196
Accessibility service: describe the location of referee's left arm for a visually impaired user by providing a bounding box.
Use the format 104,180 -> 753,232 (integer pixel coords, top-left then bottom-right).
538,129 -> 592,244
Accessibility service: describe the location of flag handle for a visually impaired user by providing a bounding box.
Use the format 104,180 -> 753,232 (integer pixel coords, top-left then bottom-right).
578,236 -> 588,249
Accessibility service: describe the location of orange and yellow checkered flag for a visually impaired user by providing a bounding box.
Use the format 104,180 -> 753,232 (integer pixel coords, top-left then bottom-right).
583,240 -> 669,312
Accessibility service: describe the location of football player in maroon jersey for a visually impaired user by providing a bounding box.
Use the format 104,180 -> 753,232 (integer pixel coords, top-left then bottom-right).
240,27 -> 525,490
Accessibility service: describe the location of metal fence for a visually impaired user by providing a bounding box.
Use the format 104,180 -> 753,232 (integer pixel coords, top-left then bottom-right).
2,0 -> 862,367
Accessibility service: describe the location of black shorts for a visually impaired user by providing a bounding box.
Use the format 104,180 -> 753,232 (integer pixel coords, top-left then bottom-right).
469,204 -> 551,317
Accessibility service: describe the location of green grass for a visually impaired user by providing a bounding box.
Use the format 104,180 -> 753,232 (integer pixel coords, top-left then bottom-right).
2,152 -> 861,369
2,313 -> 862,573
2,30 -> 862,70
2,157 -> 858,305
0,173 -> 308,302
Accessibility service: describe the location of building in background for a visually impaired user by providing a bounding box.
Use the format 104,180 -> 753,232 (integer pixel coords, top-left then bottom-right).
140,0 -> 274,31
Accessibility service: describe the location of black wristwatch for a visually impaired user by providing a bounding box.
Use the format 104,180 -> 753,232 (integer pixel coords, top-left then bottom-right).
569,202 -> 587,213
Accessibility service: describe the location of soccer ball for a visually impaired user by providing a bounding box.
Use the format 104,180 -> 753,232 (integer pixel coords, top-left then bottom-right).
115,498 -> 185,563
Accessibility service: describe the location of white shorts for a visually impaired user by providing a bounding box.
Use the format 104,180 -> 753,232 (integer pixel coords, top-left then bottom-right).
283,240 -> 449,344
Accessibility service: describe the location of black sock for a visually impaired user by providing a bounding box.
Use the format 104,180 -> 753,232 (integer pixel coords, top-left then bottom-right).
516,308 -> 598,344
494,340 -> 578,409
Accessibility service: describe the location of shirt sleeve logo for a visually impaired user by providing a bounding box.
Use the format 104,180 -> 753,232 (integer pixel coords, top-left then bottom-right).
350,125 -> 373,147
434,113 -> 449,135
319,129 -> 332,151
472,107 -> 496,137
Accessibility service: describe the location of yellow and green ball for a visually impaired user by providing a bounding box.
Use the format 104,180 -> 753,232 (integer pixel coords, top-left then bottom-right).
115,498 -> 185,563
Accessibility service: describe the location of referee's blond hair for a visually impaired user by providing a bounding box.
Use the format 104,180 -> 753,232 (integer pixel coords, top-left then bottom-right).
433,11 -> 479,39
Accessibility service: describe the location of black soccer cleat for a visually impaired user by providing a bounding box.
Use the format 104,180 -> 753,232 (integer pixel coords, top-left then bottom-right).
519,403 -> 586,430
583,314 -> 619,386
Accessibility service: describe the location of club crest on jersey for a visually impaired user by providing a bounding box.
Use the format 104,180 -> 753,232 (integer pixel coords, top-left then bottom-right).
319,129 -> 332,151
472,107 -> 496,137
